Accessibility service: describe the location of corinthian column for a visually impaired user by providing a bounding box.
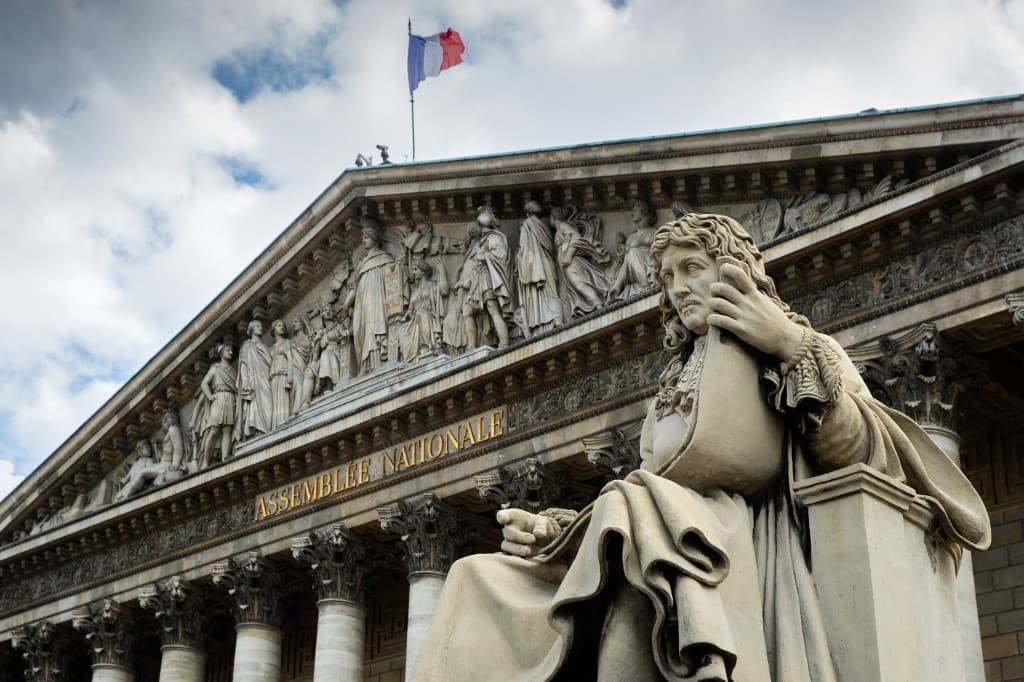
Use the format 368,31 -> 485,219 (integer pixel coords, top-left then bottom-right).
138,577 -> 206,682
71,600 -> 136,682
378,494 -> 477,681
11,621 -> 67,682
292,524 -> 372,682
212,552 -> 284,682
856,324 -> 988,682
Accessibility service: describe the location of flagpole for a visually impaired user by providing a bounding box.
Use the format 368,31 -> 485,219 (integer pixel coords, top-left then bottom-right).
409,17 -> 416,161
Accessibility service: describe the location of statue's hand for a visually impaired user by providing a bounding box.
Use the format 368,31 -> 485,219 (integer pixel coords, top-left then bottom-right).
496,508 -> 560,558
708,262 -> 804,362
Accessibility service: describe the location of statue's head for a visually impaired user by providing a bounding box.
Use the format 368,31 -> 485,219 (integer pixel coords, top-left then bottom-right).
216,343 -> 233,361
361,224 -> 380,249
291,316 -> 306,335
135,439 -> 155,460
650,213 -> 790,353
247,319 -> 263,339
161,409 -> 179,429
632,200 -> 655,227
411,258 -> 433,281
524,199 -> 543,216
476,205 -> 498,230
271,319 -> 287,337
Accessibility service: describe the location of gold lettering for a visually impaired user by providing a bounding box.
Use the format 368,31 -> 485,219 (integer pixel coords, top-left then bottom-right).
461,421 -> 476,448
418,437 -> 429,464
278,487 -> 291,512
429,433 -> 444,459
254,496 -> 269,521
267,492 -> 279,516
383,449 -> 397,475
290,484 -> 300,509
332,467 -> 340,494
475,416 -> 489,443
445,428 -> 458,453
302,479 -> 318,504
397,444 -> 412,470
358,458 -> 370,485
344,463 -> 357,489
490,408 -> 504,438
319,473 -> 333,498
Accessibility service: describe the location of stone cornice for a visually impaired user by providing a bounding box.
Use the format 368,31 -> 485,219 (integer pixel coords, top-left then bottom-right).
2,97 -> 1022,545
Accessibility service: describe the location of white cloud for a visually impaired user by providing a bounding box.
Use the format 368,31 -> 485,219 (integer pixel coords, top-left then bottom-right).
0,460 -> 25,502
0,0 -> 1021,503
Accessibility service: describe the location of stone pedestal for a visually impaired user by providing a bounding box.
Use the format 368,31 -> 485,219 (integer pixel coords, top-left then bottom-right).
91,663 -> 134,682
314,598 -> 366,682
794,464 -> 963,682
158,644 -> 205,682
405,573 -> 446,681
232,623 -> 283,682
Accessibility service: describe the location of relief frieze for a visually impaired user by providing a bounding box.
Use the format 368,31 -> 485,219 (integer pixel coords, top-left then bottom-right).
790,212 -> 1024,328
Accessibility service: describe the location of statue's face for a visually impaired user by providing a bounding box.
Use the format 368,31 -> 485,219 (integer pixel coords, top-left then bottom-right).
411,262 -> 424,280
659,244 -> 719,336
272,320 -> 285,336
251,321 -> 263,338
221,345 -> 234,361
291,317 -> 303,335
361,234 -> 378,250
631,202 -> 647,223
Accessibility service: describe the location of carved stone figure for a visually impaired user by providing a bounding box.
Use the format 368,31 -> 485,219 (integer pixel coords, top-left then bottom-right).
190,343 -> 237,467
554,217 -> 611,316
414,213 -> 989,681
236,320 -> 273,441
515,200 -> 563,337
313,300 -> 352,394
400,258 -> 449,363
443,207 -> 513,351
268,319 -> 294,429
113,439 -> 165,502
401,217 -> 464,271
608,199 -> 658,300
342,223 -> 407,372
290,315 -> 316,412
159,409 -> 191,477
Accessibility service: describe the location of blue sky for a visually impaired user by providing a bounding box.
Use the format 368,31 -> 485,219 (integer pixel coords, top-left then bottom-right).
0,0 -> 1022,501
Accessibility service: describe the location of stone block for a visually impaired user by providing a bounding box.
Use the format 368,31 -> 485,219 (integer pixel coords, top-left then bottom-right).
976,570 -> 994,594
983,615 -> 999,637
994,565 -> 1024,591
1003,655 -> 1024,680
977,547 -> 1011,572
984,633 -> 1020,659
979,589 -> 1015,616
993,522 -> 1024,548
998,609 -> 1024,634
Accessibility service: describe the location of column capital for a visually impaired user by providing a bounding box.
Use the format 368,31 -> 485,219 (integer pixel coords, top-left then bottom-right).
71,599 -> 135,670
211,551 -> 283,628
582,420 -> 643,479
853,324 -> 987,431
377,493 -> 478,577
137,576 -> 205,648
1008,291 -> 1024,329
291,523 -> 375,604
475,458 -> 589,512
11,621 -> 66,682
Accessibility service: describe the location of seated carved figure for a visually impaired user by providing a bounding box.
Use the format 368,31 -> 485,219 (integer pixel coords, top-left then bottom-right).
113,440 -> 164,502
414,213 -> 990,681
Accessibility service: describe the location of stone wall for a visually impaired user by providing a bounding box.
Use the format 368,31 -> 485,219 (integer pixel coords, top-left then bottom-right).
977,506 -> 1024,681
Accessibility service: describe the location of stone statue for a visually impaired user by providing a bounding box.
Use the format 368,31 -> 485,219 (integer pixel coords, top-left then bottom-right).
113,439 -> 165,502
190,343 -> 237,467
399,258 -> 449,363
342,222 -> 407,373
414,213 -> 990,681
268,319 -> 293,430
443,207 -> 513,352
236,319 -> 273,441
159,409 -> 191,477
311,299 -> 352,394
552,208 -> 612,316
289,315 -> 316,413
401,216 -> 464,272
515,200 -> 563,337
608,199 -> 658,300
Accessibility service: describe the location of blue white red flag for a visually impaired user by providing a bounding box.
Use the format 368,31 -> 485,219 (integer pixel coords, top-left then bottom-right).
407,28 -> 464,94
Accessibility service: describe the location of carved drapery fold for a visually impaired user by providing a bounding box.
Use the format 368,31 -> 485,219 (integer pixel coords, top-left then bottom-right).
211,551 -> 283,627
291,523 -> 373,603
854,324 -> 988,431
11,621 -> 65,682
71,599 -> 135,669
475,458 -> 589,512
582,420 -> 643,479
378,493 -> 479,577
137,576 -> 205,648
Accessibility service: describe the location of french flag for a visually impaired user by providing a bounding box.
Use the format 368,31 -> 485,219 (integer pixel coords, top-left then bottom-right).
407,28 -> 465,94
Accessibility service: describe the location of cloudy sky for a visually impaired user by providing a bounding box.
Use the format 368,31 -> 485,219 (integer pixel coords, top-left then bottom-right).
0,0 -> 1021,502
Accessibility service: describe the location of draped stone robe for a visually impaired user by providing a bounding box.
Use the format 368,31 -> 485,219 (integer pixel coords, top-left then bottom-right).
412,330 -> 989,681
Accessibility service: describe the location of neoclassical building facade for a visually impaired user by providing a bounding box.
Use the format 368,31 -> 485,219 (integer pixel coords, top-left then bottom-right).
1,96 -> 1022,682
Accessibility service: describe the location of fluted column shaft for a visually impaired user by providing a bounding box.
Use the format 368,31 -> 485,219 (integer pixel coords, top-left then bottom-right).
211,552 -> 284,682
158,645 -> 205,682
314,598 -> 366,682
405,572 -> 446,678
232,624 -> 282,682
90,663 -> 134,682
